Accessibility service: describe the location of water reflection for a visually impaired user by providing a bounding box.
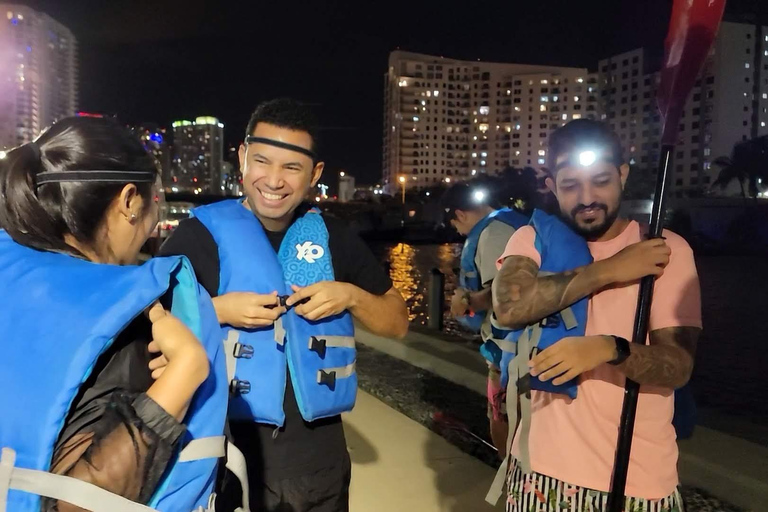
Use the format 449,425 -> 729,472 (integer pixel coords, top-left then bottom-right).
374,242 -> 768,431
381,243 -> 470,337
387,243 -> 422,322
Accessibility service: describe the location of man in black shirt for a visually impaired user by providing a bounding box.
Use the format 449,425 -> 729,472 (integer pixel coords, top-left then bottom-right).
159,98 -> 408,512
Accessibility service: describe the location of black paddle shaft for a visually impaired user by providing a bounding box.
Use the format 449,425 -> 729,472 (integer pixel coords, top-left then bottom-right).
607,144 -> 674,511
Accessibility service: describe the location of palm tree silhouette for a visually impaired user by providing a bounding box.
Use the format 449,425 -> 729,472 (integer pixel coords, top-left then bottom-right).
712,136 -> 768,198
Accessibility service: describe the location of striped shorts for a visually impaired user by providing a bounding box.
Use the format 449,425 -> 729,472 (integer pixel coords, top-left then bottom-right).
506,459 -> 685,512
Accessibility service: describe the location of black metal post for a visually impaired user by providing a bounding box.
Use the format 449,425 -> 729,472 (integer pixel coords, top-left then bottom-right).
428,268 -> 445,331
607,144 -> 674,511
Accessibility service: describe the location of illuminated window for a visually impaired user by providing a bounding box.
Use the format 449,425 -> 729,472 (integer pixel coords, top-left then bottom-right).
577,77 -> 584,83
540,79 -> 548,85
538,150 -> 546,156
413,116 -> 419,122
479,106 -> 490,115
398,79 -> 408,87
745,63 -> 751,69
538,158 -> 546,164
479,124 -> 489,132
540,105 -> 547,112
573,114 -> 582,119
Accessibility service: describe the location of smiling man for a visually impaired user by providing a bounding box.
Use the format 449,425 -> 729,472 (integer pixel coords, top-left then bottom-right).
159,98 -> 408,512
491,120 -> 701,511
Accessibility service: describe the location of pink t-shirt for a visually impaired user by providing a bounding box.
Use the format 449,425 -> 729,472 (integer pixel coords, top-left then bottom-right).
497,221 -> 701,499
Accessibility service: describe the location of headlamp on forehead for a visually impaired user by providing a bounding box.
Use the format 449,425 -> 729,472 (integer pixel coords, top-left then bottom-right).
473,189 -> 486,203
578,150 -> 597,167
555,148 -> 615,172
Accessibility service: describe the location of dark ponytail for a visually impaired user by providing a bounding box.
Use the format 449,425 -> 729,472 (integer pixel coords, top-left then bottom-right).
0,117 -> 158,257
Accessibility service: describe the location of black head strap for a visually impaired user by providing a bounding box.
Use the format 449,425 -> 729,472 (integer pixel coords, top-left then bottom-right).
35,170 -> 157,188
245,136 -> 317,161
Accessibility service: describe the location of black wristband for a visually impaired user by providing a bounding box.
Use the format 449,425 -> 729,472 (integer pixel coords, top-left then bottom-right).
609,335 -> 631,366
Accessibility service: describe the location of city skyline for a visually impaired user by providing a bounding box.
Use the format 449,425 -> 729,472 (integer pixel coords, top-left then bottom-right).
3,0 -> 768,187
384,23 -> 768,198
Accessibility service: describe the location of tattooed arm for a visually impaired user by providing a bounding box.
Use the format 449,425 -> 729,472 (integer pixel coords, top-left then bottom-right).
615,327 -> 699,388
491,255 -> 609,329
492,238 -> 672,329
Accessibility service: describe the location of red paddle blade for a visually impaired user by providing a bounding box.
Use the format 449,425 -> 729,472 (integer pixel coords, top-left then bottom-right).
658,0 -> 727,145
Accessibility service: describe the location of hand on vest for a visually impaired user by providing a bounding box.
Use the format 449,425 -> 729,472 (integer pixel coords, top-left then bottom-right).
212,291 -> 287,329
145,302 -> 207,364
597,239 -> 671,285
148,341 -> 168,379
286,282 -> 355,321
450,288 -> 471,317
528,335 -> 616,386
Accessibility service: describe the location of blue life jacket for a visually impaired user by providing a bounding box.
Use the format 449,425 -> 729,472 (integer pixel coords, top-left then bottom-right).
497,212 -> 697,426
192,200 -> 357,425
456,208 -> 529,365
0,231 -> 230,512
497,209 -> 593,400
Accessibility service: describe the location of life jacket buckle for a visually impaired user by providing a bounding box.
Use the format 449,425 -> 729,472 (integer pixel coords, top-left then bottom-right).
516,373 -> 532,399
230,379 -> 251,395
309,336 -> 328,359
233,343 -> 254,359
318,369 -> 337,391
539,314 -> 561,329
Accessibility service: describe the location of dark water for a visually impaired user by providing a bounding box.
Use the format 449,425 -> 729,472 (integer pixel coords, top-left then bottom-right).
370,242 -> 768,433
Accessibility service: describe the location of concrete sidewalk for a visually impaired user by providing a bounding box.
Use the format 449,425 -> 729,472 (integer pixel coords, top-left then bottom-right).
346,390 -> 504,512
355,325 -> 768,511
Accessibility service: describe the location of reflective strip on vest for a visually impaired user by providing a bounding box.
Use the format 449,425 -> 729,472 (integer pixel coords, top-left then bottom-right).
225,443 -> 250,512
224,331 -> 239,384
317,362 -> 356,383
308,336 -> 355,350
178,436 -> 227,463
0,447 -> 155,512
485,323 -> 540,505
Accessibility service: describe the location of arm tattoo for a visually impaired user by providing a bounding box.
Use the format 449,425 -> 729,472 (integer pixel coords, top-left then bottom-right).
492,256 -> 597,329
616,327 -> 700,389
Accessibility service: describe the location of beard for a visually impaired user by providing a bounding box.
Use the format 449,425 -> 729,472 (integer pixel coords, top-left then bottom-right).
559,202 -> 620,240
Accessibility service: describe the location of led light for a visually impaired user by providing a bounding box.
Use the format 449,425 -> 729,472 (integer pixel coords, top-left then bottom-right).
473,190 -> 486,202
579,150 -> 597,166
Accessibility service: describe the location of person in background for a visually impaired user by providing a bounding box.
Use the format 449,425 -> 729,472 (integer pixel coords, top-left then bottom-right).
441,180 -> 528,455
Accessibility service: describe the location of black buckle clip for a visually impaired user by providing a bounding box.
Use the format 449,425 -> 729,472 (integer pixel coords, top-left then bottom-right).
230,379 -> 251,395
233,343 -> 254,359
539,314 -> 561,329
516,374 -> 532,399
309,336 -> 328,359
271,295 -> 311,310
318,370 -> 337,391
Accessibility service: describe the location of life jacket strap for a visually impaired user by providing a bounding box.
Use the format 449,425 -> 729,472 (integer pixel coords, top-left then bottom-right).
317,362 -> 356,391
0,447 -> 156,512
308,336 -> 355,359
224,442 -> 251,512
485,322 -> 539,505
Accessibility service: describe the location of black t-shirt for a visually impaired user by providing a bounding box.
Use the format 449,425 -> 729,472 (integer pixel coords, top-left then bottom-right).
158,204 -> 392,480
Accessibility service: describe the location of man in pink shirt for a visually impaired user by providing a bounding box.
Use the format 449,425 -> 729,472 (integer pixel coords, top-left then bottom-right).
493,120 -> 701,511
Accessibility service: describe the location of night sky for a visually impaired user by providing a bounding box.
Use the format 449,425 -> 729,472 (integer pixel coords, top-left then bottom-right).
22,0 -> 768,186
